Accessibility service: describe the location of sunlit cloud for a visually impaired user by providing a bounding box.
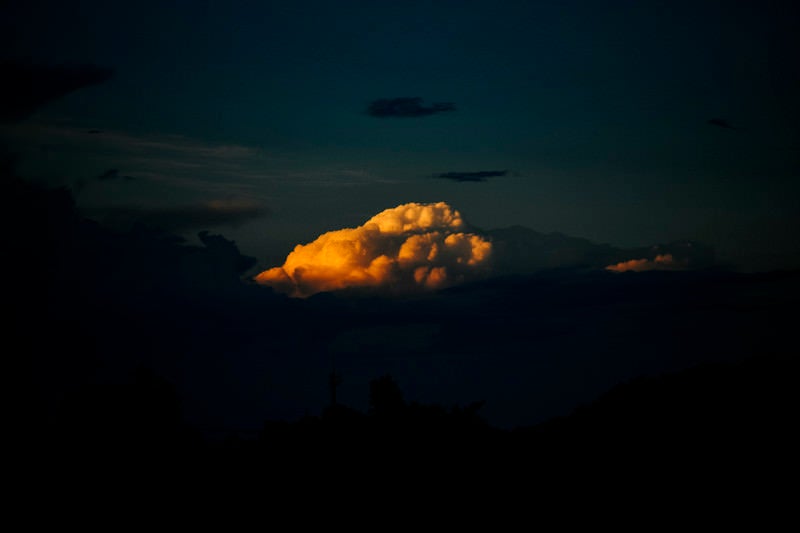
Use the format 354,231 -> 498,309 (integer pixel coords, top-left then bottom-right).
605,253 -> 686,273
256,202 -> 492,297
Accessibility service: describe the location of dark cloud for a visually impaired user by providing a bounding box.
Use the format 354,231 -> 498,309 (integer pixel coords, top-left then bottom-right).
96,168 -> 135,181
708,118 -> 735,130
72,168 -> 135,193
198,230 -> 257,275
85,200 -> 270,232
366,97 -> 455,118
436,170 -> 507,183
0,61 -> 114,123
487,226 -> 716,275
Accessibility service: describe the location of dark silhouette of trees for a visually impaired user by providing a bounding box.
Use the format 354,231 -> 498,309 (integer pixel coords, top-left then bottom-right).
56,365 -> 192,457
368,374 -> 406,418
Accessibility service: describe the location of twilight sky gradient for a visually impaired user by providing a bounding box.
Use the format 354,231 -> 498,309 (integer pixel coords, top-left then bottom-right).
2,0 -> 798,272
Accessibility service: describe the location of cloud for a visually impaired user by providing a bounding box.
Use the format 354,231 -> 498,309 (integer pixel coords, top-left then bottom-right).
2,123 -> 262,162
0,122 -> 275,195
605,242 -> 715,273
437,170 -> 507,183
708,118 -> 735,130
96,168 -> 135,181
197,231 -> 257,276
72,168 -> 135,193
488,225 -> 623,274
256,202 -> 492,297
605,253 -> 686,273
366,97 -> 455,118
0,61 -> 114,123
85,199 -> 269,232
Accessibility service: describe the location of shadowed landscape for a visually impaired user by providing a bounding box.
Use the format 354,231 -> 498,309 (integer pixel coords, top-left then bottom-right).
8,165 -> 797,479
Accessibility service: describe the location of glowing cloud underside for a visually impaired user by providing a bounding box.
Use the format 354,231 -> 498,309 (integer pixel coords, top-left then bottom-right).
605,253 -> 684,273
256,202 -> 492,297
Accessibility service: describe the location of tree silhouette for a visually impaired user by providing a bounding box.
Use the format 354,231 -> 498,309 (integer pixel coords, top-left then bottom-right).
368,374 -> 405,418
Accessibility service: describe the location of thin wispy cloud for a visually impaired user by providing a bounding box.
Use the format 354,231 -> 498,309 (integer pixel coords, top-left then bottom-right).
708,118 -> 736,130
0,122 -> 276,190
120,171 -> 274,197
12,124 -> 262,159
436,170 -> 507,183
96,168 -> 135,181
2,123 -> 394,184
280,168 -> 401,187
84,199 -> 270,232
366,97 -> 455,118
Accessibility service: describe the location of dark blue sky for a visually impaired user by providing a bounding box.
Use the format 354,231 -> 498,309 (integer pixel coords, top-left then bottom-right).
2,0 -> 798,271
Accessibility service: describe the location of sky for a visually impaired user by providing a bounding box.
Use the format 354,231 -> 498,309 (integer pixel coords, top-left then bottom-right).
2,0 -> 799,273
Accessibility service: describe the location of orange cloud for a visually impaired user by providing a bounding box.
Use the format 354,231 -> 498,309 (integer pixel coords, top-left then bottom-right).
255,202 -> 492,297
605,253 -> 685,273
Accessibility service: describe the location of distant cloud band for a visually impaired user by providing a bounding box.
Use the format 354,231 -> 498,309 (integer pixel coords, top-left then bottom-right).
437,170 -> 507,183
96,168 -> 135,181
84,200 -> 269,232
367,97 -> 455,118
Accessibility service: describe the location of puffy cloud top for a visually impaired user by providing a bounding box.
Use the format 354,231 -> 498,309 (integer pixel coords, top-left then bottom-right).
364,202 -> 465,234
255,202 -> 491,297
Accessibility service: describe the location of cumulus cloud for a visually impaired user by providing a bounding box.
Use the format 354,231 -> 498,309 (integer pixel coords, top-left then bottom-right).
256,202 -> 492,297
605,253 -> 686,273
437,170 -> 507,183
366,97 -> 455,118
